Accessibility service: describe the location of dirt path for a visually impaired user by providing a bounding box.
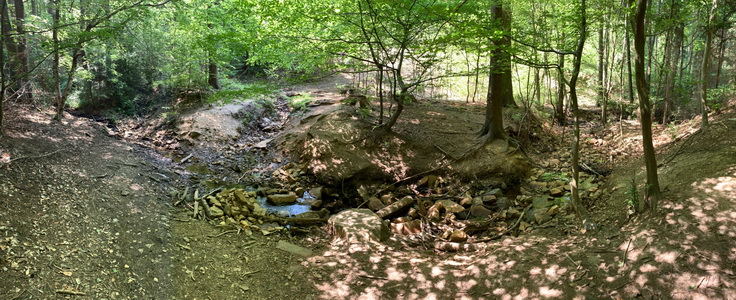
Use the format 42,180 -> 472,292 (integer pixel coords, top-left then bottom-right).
2,94 -> 734,299
0,108 -> 178,299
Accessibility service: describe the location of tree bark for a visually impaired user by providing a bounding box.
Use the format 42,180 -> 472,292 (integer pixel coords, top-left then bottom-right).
554,53 -> 566,125
632,0 -> 661,212
568,0 -> 591,228
625,3 -> 635,104
699,0 -> 718,129
479,1 -> 511,140
13,0 -> 29,101
208,59 -> 220,89
660,0 -> 680,124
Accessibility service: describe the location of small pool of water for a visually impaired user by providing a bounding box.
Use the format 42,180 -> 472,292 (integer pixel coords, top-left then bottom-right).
255,194 -> 313,217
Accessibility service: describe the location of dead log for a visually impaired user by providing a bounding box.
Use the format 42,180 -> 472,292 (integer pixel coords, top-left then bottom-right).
376,196 -> 415,219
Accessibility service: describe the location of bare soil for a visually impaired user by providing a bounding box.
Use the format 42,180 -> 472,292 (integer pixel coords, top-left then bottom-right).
1,79 -> 734,299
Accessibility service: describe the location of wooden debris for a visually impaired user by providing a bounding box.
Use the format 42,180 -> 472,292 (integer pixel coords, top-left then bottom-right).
434,241 -> 487,252
55,289 -> 86,296
376,196 -> 415,219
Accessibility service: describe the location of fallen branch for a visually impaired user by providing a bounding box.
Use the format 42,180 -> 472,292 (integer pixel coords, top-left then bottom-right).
660,129 -> 701,167
55,289 -> 86,296
7,149 -> 63,163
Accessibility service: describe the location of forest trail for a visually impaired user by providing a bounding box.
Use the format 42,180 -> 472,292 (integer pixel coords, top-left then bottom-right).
1,97 -> 735,299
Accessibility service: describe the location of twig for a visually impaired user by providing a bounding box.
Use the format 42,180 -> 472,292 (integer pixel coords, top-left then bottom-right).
359,274 -> 388,280
660,129 -> 701,166
55,289 -> 86,296
623,239 -> 632,267
209,230 -> 238,238
696,276 -> 707,289
180,154 -> 194,164
565,253 -> 582,269
7,149 -> 63,163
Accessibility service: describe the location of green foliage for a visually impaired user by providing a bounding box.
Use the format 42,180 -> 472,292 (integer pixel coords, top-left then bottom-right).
707,84 -> 735,112
288,94 -> 315,112
207,82 -> 277,104
625,177 -> 640,212
539,172 -> 570,183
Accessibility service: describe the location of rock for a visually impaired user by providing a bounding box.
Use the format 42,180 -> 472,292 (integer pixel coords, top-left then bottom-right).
309,187 -> 325,200
437,200 -> 465,213
534,208 -> 551,224
548,205 -> 560,216
209,206 -> 224,217
459,195 -> 474,206
328,209 -> 389,244
550,188 -> 564,197
267,192 -> 297,205
487,188 -> 503,197
380,194 -> 393,205
469,204 -> 492,218
254,138 -> 272,149
481,195 -> 497,203
390,219 -> 422,235
295,187 -> 306,197
448,230 -> 468,242
495,197 -> 514,210
529,181 -> 548,191
367,197 -> 385,211
506,207 -> 521,220
302,198 -> 323,208
276,240 -> 313,257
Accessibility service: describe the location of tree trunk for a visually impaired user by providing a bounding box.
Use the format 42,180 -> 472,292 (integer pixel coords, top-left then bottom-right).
498,2 -> 515,109
52,0 -> 60,120
13,0 -> 29,101
660,0 -> 680,124
700,0 -> 718,129
55,49 -> 82,121
480,1 -> 511,140
555,53 -> 566,125
597,28 -> 604,108
208,59 -> 220,89
567,0 -> 591,229
0,0 -> 5,135
378,67 -> 384,125
625,8 -> 635,104
632,0 -> 661,212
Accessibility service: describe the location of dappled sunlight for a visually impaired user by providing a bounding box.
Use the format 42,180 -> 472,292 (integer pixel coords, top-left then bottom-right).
307,163 -> 736,299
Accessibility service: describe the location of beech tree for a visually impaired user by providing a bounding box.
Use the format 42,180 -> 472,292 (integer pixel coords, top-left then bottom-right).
631,0 -> 661,211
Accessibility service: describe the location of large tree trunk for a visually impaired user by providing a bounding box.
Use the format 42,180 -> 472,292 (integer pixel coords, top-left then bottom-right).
700,0 -> 718,129
632,0 -> 661,212
479,1 -> 511,140
568,0 -> 591,228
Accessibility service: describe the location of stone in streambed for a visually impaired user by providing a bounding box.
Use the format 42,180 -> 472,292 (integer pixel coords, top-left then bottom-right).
267,192 -> 297,205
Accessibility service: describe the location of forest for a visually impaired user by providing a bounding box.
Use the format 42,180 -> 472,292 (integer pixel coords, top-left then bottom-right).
0,0 -> 735,299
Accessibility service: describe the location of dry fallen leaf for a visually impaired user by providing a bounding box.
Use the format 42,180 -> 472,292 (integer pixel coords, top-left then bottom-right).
62,271 -> 73,276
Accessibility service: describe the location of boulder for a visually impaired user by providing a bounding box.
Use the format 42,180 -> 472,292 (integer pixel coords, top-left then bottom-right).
328,209 -> 389,244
